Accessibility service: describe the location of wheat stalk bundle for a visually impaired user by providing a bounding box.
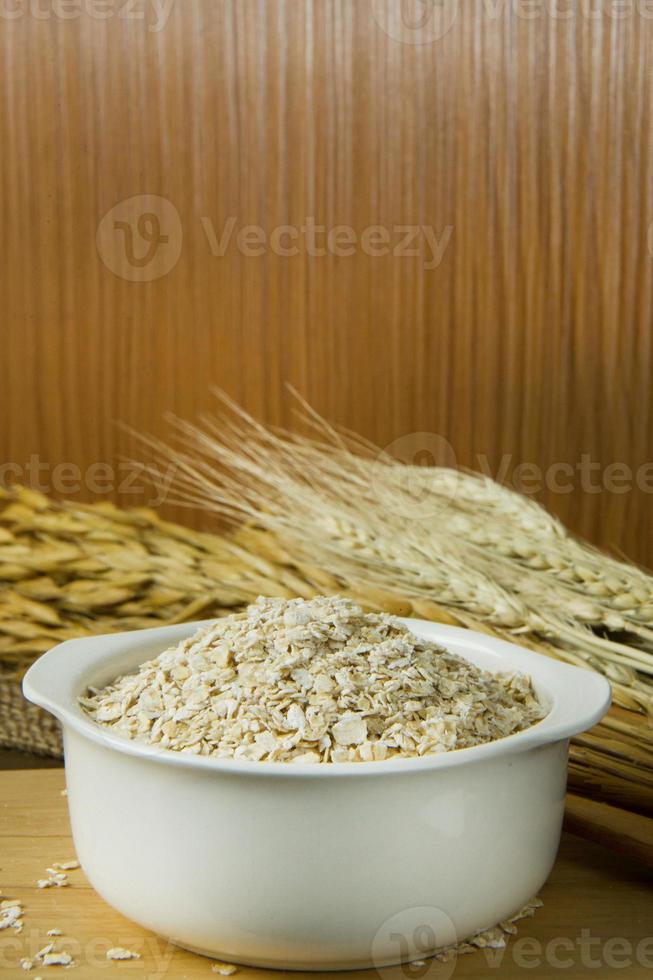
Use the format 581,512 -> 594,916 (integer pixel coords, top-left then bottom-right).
139,396 -> 653,814
0,483 -> 341,755
2,403 -> 653,815
0,484 -> 314,679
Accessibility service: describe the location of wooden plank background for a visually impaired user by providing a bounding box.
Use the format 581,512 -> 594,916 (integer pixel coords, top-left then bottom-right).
1,0 -> 652,565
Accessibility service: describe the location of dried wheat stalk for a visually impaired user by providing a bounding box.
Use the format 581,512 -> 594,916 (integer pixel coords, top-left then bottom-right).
0,485 -> 297,677
137,397 -> 653,811
2,443 -> 653,814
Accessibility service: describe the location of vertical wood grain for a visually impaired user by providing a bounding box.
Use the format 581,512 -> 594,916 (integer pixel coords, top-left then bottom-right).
1,0 -> 652,564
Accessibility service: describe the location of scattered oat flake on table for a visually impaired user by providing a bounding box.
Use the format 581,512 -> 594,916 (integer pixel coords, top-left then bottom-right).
211,962 -> 238,975
20,958 -> 33,971
1,898 -> 22,909
50,861 -> 79,871
42,951 -> 74,967
429,896 -> 543,964
46,929 -> 63,936
470,927 -> 507,949
38,869 -> 69,888
34,943 -> 54,960
0,904 -> 23,929
37,876 -> 68,889
106,947 -> 141,960
60,789 -> 67,796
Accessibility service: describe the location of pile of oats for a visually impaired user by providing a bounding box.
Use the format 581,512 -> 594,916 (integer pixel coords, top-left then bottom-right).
80,596 -> 546,763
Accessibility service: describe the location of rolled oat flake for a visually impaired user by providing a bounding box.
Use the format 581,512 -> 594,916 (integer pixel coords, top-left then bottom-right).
80,595 -> 546,763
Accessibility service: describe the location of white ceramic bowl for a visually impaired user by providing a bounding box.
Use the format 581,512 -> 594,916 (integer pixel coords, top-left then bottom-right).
23,619 -> 610,971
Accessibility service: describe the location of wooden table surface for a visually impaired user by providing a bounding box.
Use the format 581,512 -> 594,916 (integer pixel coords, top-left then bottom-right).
1,771 -> 651,979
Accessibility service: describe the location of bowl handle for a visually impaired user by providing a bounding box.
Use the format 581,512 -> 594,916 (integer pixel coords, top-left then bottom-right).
23,621 -> 208,722
513,663 -> 611,752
